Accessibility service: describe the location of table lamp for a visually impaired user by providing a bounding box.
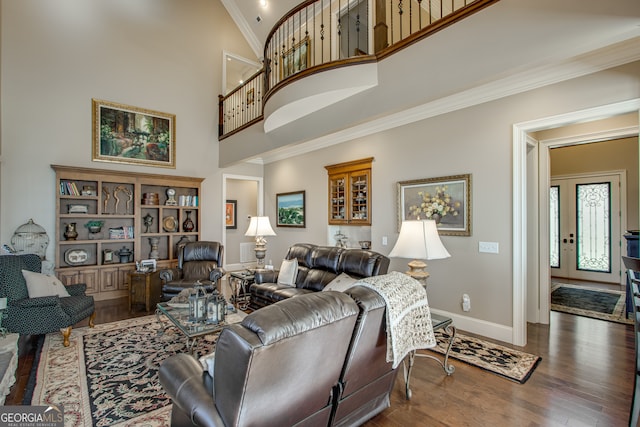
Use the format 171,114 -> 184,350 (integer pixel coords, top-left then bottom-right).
245,216 -> 276,267
388,219 -> 450,284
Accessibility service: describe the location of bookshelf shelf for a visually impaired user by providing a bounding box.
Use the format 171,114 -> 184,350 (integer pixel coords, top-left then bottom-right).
52,165 -> 203,301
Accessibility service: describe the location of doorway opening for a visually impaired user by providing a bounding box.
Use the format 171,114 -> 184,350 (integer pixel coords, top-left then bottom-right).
222,174 -> 264,271
512,98 -> 640,346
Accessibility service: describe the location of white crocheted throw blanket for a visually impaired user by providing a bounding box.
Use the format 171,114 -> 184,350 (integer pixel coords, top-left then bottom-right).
355,271 -> 436,368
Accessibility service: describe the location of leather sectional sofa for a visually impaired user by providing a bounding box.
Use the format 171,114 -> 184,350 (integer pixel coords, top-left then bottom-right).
159,284 -> 398,427
250,243 -> 390,308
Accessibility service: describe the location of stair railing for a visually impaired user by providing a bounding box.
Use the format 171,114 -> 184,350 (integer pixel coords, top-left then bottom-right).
219,0 -> 498,139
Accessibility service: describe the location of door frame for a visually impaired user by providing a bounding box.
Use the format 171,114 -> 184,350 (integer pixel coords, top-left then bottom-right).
221,173 -> 264,270
550,171 -> 626,284
512,98 -> 640,346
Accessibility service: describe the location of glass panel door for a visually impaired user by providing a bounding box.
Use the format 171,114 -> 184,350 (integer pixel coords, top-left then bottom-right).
576,182 -> 611,272
550,174 -> 621,284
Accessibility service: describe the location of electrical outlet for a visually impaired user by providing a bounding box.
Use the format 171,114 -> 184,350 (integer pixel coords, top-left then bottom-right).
382,236 -> 388,246
479,241 -> 499,254
462,294 -> 471,312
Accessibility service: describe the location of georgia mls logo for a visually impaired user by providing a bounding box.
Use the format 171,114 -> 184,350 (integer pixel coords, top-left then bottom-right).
0,404 -> 64,426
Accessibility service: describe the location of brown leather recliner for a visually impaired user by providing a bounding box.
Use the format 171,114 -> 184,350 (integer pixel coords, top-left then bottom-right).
159,291 -> 360,427
330,285 -> 398,426
159,241 -> 224,301
251,243 -> 390,308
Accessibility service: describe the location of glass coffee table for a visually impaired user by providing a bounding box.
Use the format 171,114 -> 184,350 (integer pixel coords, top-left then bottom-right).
156,303 -> 247,356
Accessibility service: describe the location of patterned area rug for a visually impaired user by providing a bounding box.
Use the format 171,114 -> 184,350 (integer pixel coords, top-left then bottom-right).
551,282 -> 632,324
427,330 -> 541,384
30,314 -> 543,425
30,315 -> 218,427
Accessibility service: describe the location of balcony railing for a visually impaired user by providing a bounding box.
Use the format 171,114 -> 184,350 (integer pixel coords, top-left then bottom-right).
219,0 -> 498,139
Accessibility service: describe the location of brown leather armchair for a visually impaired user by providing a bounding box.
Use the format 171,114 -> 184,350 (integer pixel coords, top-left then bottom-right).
159,241 -> 224,301
159,291 -> 359,426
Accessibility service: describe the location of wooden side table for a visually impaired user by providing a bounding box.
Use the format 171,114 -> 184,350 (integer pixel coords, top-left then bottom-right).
129,271 -> 161,312
228,270 -> 255,310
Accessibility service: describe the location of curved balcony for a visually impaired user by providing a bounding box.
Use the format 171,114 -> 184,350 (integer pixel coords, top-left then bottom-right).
219,0 -> 498,139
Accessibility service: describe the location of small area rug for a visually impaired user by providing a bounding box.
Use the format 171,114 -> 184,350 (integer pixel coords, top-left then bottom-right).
29,315 -> 218,427
551,282 -> 632,324
427,330 -> 541,384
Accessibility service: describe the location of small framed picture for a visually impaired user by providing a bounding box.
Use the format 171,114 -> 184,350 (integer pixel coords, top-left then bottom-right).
140,259 -> 157,272
276,191 -> 305,228
226,200 -> 237,229
103,249 -> 114,264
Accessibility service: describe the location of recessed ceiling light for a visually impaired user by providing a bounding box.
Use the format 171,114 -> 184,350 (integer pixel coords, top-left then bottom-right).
259,0 -> 267,7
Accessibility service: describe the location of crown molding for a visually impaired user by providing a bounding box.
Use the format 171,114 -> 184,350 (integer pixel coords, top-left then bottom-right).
220,0 -> 263,59
256,35 -> 640,164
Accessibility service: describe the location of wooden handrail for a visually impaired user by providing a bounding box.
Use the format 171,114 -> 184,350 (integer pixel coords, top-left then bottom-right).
219,0 -> 500,140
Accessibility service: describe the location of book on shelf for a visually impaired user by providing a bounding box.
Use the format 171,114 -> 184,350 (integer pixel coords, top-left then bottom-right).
109,226 -> 135,239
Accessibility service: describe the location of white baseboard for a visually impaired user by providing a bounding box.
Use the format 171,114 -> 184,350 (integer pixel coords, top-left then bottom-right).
430,308 -> 515,346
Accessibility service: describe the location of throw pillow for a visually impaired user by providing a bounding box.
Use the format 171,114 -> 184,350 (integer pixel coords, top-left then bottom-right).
277,259 -> 298,287
22,269 -> 70,298
199,352 -> 215,377
323,272 -> 357,292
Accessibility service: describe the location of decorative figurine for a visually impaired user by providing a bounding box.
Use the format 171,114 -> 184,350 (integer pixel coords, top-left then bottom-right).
165,188 -> 178,206
143,213 -> 154,233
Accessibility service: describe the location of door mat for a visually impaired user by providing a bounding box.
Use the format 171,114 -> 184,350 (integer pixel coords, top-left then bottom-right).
551,282 -> 632,324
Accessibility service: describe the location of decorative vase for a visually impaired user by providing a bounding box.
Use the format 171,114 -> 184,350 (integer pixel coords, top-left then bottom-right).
431,213 -> 442,224
117,246 -> 133,263
148,237 -> 160,259
64,223 -> 78,241
183,211 -> 195,232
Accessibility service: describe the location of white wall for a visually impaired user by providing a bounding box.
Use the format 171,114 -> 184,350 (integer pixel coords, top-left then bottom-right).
225,178 -> 257,264
0,0 -> 260,259
264,61 -> 640,335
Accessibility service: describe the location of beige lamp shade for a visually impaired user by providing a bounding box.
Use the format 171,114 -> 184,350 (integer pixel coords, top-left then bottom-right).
389,220 -> 450,282
245,216 -> 276,267
244,216 -> 276,238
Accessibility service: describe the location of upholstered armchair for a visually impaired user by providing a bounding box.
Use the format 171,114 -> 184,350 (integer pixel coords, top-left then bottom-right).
159,241 -> 224,301
0,254 -> 96,346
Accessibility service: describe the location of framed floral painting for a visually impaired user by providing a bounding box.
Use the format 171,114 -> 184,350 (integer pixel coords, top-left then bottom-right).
397,174 -> 472,236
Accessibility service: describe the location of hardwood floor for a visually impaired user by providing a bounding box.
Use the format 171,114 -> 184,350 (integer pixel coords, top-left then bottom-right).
6,297 -> 635,427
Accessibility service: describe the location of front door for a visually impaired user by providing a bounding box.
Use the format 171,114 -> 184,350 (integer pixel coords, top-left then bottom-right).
550,174 -> 622,284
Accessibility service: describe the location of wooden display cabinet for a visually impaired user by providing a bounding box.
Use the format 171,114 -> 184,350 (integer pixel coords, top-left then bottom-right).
325,157 -> 373,225
52,165 -> 203,301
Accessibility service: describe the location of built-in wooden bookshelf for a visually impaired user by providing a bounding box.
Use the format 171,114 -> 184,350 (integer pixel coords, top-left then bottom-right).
52,165 -> 203,301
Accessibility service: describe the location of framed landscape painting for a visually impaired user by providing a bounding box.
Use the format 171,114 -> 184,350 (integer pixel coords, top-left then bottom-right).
397,174 -> 472,236
277,191 -> 305,228
92,99 -> 176,168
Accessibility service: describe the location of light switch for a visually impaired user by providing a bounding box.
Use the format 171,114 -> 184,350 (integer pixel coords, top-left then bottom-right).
479,241 -> 499,254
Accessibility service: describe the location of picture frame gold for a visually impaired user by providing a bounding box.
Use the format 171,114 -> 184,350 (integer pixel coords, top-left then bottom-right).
246,89 -> 255,105
92,99 -> 176,168
397,174 -> 472,236
280,37 -> 311,79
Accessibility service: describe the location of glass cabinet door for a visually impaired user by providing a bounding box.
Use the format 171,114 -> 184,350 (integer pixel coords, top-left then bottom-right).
329,173 -> 347,223
349,170 -> 369,224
